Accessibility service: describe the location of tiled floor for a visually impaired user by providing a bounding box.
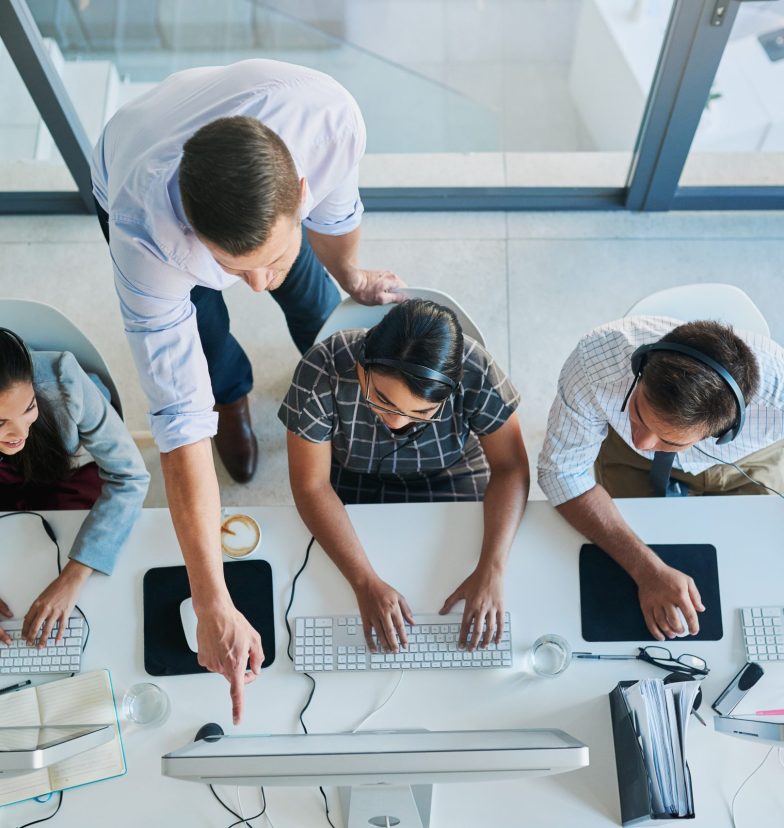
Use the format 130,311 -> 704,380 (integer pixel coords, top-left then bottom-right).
0,209 -> 782,507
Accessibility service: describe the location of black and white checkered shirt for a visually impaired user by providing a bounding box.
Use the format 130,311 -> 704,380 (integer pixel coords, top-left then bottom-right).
278,330 -> 520,504
538,316 -> 784,506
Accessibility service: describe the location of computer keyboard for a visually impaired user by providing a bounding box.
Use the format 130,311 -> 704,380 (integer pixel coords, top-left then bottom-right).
741,606 -> 784,661
0,615 -> 85,675
293,613 -> 513,672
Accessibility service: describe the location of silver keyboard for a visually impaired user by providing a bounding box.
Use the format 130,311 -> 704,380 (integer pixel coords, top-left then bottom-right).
0,615 -> 85,675
293,613 -> 513,672
741,606 -> 784,661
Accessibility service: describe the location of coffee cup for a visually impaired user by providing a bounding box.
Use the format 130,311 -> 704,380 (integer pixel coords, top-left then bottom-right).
220,512 -> 261,558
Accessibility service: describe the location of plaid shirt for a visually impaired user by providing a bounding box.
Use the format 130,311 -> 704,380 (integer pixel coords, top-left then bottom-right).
279,330 -> 520,503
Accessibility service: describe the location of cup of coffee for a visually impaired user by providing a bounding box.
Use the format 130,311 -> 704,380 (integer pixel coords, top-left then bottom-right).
220,511 -> 261,558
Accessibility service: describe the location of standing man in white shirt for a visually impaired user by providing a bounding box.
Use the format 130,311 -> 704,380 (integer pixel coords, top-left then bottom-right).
91,60 -> 405,723
538,316 -> 784,643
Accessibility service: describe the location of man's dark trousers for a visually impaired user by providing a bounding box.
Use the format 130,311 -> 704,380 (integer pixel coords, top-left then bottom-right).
94,200 -> 340,404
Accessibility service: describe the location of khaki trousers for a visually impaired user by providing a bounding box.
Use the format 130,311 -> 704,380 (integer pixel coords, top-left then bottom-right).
594,428 -> 784,498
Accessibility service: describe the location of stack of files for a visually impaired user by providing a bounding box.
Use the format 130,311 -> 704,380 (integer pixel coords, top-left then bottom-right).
609,677 -> 700,824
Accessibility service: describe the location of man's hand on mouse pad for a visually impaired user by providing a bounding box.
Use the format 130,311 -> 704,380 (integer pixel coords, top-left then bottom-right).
637,560 -> 705,641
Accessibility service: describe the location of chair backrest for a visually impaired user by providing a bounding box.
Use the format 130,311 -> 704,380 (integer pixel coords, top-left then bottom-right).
625,284 -> 770,338
0,299 -> 123,417
316,287 -> 486,347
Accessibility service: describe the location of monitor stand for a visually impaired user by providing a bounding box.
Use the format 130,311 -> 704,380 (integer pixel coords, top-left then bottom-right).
339,783 -> 433,828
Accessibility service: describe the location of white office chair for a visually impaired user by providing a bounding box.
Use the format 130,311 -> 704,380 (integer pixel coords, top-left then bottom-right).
625,283 -> 770,337
0,299 -> 123,417
316,287 -> 486,347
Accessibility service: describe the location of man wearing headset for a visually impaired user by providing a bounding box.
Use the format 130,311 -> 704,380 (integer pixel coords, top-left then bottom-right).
538,316 -> 784,641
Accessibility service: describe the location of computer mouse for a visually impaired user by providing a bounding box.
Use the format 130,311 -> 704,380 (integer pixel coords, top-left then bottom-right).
180,597 -> 199,653
672,607 -> 691,638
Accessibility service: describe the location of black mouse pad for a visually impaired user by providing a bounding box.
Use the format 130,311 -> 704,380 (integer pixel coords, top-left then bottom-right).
143,560 -> 275,676
579,543 -> 723,642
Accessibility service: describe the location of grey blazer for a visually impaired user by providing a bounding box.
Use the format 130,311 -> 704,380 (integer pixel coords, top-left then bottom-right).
31,351 -> 150,574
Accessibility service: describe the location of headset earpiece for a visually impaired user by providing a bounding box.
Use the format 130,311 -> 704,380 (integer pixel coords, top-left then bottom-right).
625,341 -> 745,444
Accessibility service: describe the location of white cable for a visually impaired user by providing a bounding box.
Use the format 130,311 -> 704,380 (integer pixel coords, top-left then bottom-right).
236,786 -> 246,823
693,445 -> 784,500
352,670 -> 405,733
730,746 -> 773,828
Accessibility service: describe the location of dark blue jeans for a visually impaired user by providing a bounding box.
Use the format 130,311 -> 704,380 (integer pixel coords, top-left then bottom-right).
95,200 -> 340,405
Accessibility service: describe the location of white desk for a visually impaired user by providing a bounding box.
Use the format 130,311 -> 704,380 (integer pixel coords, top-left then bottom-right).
2,499 -> 784,827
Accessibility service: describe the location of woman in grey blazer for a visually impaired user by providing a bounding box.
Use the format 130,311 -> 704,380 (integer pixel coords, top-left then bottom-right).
0,328 -> 149,648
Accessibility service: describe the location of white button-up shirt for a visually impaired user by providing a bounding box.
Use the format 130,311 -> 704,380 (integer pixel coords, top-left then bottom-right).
91,60 -> 366,452
538,316 -> 784,506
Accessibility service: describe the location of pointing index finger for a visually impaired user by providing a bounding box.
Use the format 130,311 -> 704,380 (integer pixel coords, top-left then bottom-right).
229,667 -> 245,725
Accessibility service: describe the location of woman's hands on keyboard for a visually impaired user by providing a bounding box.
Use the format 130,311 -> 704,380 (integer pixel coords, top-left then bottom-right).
354,575 -> 415,654
440,565 -> 505,651
22,560 -> 92,647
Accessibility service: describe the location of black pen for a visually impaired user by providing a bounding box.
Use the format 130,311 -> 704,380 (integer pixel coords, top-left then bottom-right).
573,652 -> 636,660
0,679 -> 32,696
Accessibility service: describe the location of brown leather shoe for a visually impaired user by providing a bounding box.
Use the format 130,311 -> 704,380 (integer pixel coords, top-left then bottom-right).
213,396 -> 258,483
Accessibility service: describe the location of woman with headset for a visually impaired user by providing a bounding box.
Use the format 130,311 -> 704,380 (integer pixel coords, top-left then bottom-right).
279,299 -> 529,654
0,328 -> 149,649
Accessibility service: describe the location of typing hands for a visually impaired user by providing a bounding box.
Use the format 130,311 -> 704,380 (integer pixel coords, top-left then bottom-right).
637,561 -> 705,641
354,575 -> 415,653
0,561 -> 92,647
195,601 -> 264,725
440,565 -> 505,651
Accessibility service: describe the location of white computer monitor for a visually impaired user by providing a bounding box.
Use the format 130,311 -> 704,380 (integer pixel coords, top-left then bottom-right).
162,727 -> 589,828
0,725 -> 113,780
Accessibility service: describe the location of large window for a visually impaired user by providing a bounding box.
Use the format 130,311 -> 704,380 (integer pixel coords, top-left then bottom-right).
2,0 -> 783,212
680,1 -> 784,187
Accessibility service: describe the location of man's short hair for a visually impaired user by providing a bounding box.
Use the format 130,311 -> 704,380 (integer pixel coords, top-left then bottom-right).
179,116 -> 300,256
640,320 -> 760,437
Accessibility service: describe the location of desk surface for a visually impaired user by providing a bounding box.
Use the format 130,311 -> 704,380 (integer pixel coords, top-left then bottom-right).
1,498 -> 783,827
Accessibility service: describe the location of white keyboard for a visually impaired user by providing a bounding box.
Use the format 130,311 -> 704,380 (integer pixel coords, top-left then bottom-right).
0,615 -> 85,675
741,606 -> 784,661
293,613 -> 513,672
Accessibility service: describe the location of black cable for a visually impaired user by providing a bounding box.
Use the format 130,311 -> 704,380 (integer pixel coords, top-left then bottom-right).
318,786 -> 337,828
0,511 -> 90,665
209,784 -> 266,827
284,536 -> 339,828
17,791 -> 63,828
284,537 -> 316,662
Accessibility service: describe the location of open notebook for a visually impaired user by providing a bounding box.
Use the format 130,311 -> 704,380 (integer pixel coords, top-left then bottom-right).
0,670 -> 125,807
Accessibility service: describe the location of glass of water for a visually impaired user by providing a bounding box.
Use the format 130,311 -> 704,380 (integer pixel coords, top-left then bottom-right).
121,682 -> 170,726
521,634 -> 572,678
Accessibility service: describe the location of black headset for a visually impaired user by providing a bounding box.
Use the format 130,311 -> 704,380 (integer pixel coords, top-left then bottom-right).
620,340 -> 746,445
359,339 -> 458,392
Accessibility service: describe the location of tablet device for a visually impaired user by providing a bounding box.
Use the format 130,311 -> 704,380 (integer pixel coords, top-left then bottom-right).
579,543 -> 723,642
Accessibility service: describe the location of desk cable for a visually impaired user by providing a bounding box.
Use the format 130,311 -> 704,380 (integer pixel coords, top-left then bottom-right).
0,511 -> 91,663
209,783 -> 268,828
693,446 -> 784,500
729,746 -> 784,828
284,535 -> 337,828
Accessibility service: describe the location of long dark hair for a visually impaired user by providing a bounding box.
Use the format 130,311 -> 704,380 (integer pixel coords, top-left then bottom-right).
0,329 -> 73,483
363,299 -> 464,403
